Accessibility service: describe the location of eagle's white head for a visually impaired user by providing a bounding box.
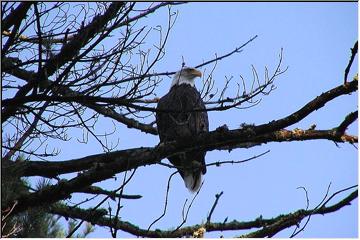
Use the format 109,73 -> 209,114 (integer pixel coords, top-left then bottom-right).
170,67 -> 202,88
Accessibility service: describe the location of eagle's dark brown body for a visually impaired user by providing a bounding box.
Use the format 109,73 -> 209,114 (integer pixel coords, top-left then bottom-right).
156,84 -> 209,192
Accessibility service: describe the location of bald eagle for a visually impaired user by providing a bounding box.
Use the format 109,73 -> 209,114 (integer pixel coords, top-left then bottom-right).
156,67 -> 209,192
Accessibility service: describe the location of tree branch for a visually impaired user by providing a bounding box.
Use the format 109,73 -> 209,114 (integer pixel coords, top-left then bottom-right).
47,188 -> 357,237
1,2 -> 32,57
240,189 -> 357,238
1,2 -> 32,32
79,186 -> 142,200
2,103 -> 49,161
16,126 -> 356,179
336,110 -> 358,134
207,191 -> 224,224
344,41 -> 358,84
194,35 -> 258,69
43,2 -> 125,78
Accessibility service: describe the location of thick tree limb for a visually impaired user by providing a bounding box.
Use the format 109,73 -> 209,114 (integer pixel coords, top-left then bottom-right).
253,78 -> 357,133
336,110 -> 358,134
15,128 -> 357,179
1,57 -> 36,81
87,103 -> 158,135
1,2 -> 32,58
1,2 -> 32,32
47,189 -> 357,237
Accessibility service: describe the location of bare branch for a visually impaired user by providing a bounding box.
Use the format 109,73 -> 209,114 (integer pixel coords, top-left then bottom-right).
344,41 -> 358,84
2,103 -> 49,161
78,186 -> 142,200
147,171 -> 177,231
240,188 -> 357,238
195,35 -> 258,69
2,2 -> 32,32
48,187 -> 357,237
336,110 -> 358,134
206,191 -> 224,224
172,182 -> 203,232
16,124 -> 356,182
1,2 -> 32,57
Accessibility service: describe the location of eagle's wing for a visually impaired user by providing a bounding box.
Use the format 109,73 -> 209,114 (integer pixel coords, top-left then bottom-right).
156,84 -> 209,192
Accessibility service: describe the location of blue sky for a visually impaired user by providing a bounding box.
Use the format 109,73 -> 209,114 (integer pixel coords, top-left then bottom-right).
4,2 -> 357,238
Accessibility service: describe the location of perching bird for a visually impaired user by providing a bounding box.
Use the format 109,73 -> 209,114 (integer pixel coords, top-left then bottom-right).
156,67 -> 209,192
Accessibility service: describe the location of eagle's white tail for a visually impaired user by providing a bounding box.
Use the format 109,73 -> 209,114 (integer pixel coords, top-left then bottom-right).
184,172 -> 202,193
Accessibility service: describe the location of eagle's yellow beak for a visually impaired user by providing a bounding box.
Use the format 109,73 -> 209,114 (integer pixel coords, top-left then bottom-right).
191,69 -> 202,78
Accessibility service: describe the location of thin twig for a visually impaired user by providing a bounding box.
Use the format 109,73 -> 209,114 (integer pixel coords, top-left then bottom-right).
290,186 -> 309,237
206,191 -> 224,224
66,169 -> 137,237
290,183 -> 333,237
206,150 -> 270,168
111,169 -> 129,237
344,41 -> 358,84
195,35 -> 258,69
147,171 -> 177,231
172,182 -> 204,233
